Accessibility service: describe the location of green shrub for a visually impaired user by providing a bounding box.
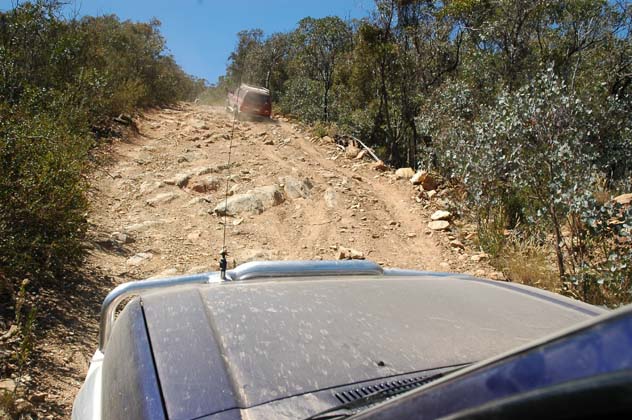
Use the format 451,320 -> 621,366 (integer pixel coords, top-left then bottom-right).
0,103 -> 89,283
0,1 -> 206,291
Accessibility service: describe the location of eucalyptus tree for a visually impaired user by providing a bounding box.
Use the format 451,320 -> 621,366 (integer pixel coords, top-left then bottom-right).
292,16 -> 353,122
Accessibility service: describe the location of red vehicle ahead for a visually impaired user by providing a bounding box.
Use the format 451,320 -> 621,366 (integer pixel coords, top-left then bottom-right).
226,84 -> 272,118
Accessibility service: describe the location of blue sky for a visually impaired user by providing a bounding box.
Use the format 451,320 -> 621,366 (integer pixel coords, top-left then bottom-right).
0,1 -> 373,84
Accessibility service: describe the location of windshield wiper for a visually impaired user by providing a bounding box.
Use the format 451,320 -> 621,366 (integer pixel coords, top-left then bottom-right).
304,369 -> 460,420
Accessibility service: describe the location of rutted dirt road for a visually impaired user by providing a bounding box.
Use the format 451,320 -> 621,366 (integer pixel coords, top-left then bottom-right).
35,103 -> 497,417
89,104 -> 455,278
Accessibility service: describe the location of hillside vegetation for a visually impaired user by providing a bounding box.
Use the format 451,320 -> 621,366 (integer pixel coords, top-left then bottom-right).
215,0 -> 632,305
0,1 -> 204,291
0,3 -> 204,413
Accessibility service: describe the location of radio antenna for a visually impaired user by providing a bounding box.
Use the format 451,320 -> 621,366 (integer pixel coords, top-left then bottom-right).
219,83 -> 241,280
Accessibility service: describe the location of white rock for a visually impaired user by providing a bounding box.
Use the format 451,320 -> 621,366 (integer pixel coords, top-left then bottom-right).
324,188 -> 338,209
146,192 -> 178,206
127,252 -> 153,266
337,247 -> 365,260
428,220 -> 450,231
395,167 -> 415,179
249,185 -> 285,208
410,170 -> 428,185
280,176 -> 313,199
431,210 -> 452,221
213,193 -> 264,216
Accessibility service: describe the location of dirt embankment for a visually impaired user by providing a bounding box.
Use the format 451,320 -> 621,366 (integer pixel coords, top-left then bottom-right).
29,103 -> 498,417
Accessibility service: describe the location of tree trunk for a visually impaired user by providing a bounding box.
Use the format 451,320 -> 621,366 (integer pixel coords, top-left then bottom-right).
549,204 -> 566,281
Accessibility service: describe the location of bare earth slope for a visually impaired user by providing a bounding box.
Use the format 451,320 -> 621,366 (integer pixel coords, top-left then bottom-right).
90,104 -> 453,277
37,103 -> 497,417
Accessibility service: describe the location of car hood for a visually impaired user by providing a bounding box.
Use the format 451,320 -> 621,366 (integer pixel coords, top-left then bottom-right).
140,274 -> 604,420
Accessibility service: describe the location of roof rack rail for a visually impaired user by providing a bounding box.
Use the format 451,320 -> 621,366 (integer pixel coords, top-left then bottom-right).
224,260 -> 383,281
240,83 -> 270,94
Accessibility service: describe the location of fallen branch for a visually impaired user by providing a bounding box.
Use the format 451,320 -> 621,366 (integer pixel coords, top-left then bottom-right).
348,135 -> 381,162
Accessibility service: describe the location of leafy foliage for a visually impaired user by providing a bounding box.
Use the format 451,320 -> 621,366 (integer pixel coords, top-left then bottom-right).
0,1 -> 204,289
222,0 -> 632,305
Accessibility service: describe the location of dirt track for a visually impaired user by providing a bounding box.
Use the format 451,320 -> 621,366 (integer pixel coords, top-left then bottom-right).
88,104 -> 455,277
35,103 -> 497,417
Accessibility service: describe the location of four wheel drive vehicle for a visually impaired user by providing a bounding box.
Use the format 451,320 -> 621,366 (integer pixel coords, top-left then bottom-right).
72,260 -> 632,420
226,84 -> 272,118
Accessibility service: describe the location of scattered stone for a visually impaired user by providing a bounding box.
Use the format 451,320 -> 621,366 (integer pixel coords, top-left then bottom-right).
213,193 -> 264,216
426,190 -> 437,199
0,379 -> 16,393
470,253 -> 489,262
407,233 -> 417,238
373,160 -> 387,171
126,253 -> 153,266
110,232 -> 133,244
410,170 -> 427,185
345,144 -> 360,159
489,271 -> 505,280
187,266 -> 211,274
124,220 -> 164,232
194,166 -> 215,176
148,268 -> 178,279
228,184 -> 240,196
324,188 -> 338,209
421,175 -> 438,191
233,218 -> 244,226
322,135 -> 335,144
395,167 -> 415,180
428,220 -> 450,231
336,247 -> 365,260
431,210 -> 452,221
263,138 -> 274,145
249,185 -> 285,208
29,392 -> 47,404
614,193 -> 632,206
146,192 -> 178,206
187,231 -> 201,241
281,176 -> 313,199
411,171 -> 438,190
239,249 -> 280,263
189,176 -> 221,193
190,120 -> 209,130
139,181 -> 161,194
0,325 -> 18,341
165,173 -> 192,189
450,240 -> 465,250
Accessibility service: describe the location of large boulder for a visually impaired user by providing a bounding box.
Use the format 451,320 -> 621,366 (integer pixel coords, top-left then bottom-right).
345,144 -> 361,159
395,167 -> 415,179
280,176 -> 313,199
373,160 -> 387,171
249,185 -> 285,208
189,176 -> 221,193
411,170 -> 438,190
213,185 -> 285,216
213,193 -> 264,216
